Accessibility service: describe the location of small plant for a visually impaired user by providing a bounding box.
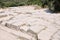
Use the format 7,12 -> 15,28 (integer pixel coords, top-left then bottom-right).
47,0 -> 60,12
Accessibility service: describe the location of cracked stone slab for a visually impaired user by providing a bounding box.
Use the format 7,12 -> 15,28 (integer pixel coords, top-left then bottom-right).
0,25 -> 33,40
0,26 -> 18,40
28,25 -> 46,34
50,30 -> 60,40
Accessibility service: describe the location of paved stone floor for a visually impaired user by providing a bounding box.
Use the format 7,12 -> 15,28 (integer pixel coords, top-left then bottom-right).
0,6 -> 60,40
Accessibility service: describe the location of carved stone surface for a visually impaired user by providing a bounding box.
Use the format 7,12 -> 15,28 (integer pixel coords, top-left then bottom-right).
0,6 -> 60,40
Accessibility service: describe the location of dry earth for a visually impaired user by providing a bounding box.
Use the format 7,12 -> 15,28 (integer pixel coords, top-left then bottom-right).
0,6 -> 60,40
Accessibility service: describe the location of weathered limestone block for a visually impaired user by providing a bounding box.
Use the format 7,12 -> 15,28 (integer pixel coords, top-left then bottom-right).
0,28 -> 18,40
27,29 -> 37,37
18,37 -> 28,40
29,25 -> 45,34
50,30 -> 60,40
0,25 -> 33,40
0,7 -> 60,40
5,23 -> 20,31
20,26 -> 30,32
38,27 -> 58,40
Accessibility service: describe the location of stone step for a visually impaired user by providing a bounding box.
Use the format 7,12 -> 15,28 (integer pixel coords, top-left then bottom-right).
0,25 -> 33,40
0,28 -> 18,40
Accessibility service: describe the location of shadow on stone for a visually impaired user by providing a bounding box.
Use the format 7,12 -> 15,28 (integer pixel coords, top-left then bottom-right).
44,9 -> 54,14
